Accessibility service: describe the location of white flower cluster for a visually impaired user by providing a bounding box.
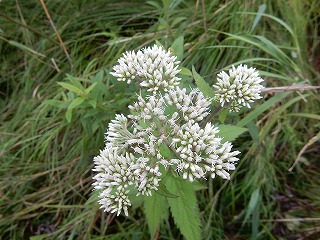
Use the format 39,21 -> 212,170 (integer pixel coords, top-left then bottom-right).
213,64 -> 264,112
92,44 -> 243,216
110,45 -> 181,94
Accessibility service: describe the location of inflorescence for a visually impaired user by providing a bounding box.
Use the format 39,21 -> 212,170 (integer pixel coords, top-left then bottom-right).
92,44 -> 264,216
213,64 -> 264,112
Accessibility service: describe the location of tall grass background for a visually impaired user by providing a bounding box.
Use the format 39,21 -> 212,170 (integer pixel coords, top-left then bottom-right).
0,0 -> 319,239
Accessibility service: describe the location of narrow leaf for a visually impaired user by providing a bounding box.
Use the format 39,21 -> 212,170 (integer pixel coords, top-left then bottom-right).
84,82 -> 97,95
243,188 -> 260,226
166,174 -> 201,240
192,66 -> 215,98
179,67 -> 192,76
65,74 -> 85,89
88,99 -> 97,108
250,4 -> 266,33
58,82 -> 83,94
218,125 -> 248,142
43,99 -> 63,107
68,97 -> 85,110
171,17 -> 187,28
85,190 -> 100,205
65,109 -> 72,123
8,40 -> 46,57
171,35 -> 184,61
246,121 -> 259,142
237,92 -> 290,127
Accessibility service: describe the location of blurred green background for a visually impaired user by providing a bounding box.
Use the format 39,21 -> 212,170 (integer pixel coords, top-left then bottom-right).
1,0 -> 319,239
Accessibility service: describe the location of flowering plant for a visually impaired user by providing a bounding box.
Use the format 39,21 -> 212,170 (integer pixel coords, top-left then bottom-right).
90,44 -> 264,239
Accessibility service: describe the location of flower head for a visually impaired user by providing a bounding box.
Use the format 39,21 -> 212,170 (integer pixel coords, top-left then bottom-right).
213,64 -> 264,112
110,44 -> 181,94
93,45 -> 245,217
171,121 -> 240,182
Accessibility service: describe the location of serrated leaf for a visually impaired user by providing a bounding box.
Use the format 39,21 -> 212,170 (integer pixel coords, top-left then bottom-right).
192,66 -> 215,98
68,97 -> 85,110
157,182 -> 179,198
166,174 -> 201,240
144,193 -> 168,238
171,35 -> 184,61
219,108 -> 227,123
218,125 -> 248,142
58,82 -> 83,94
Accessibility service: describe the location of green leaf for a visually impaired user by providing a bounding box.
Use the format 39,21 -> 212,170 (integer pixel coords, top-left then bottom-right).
179,67 -> 192,76
65,74 -> 86,89
218,125 -> 248,142
43,99 -> 63,107
85,190 -> 100,205
166,174 -> 201,240
171,35 -> 184,61
236,92 -> 290,127
65,109 -> 72,123
192,66 -> 215,98
58,82 -> 83,95
159,143 -> 176,159
171,17 -> 187,28
246,121 -> 259,142
250,4 -> 266,33
8,40 -> 46,58
88,99 -> 97,108
91,70 -> 105,101
218,108 -> 227,123
144,193 -> 168,238
191,181 -> 207,191
157,182 -> 179,198
84,82 -> 97,95
243,188 -> 260,226
68,97 -> 85,110
30,234 -> 52,240
147,1 -> 162,10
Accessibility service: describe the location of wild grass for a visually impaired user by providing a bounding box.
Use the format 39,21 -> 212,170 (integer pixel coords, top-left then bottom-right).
0,0 -> 319,239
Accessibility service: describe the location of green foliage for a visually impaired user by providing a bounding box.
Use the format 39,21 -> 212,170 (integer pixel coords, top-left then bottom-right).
144,193 -> 168,238
218,125 -> 248,142
192,66 -> 215,98
166,174 -> 201,240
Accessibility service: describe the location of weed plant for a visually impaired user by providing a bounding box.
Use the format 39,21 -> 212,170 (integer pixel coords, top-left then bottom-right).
0,0 -> 319,239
